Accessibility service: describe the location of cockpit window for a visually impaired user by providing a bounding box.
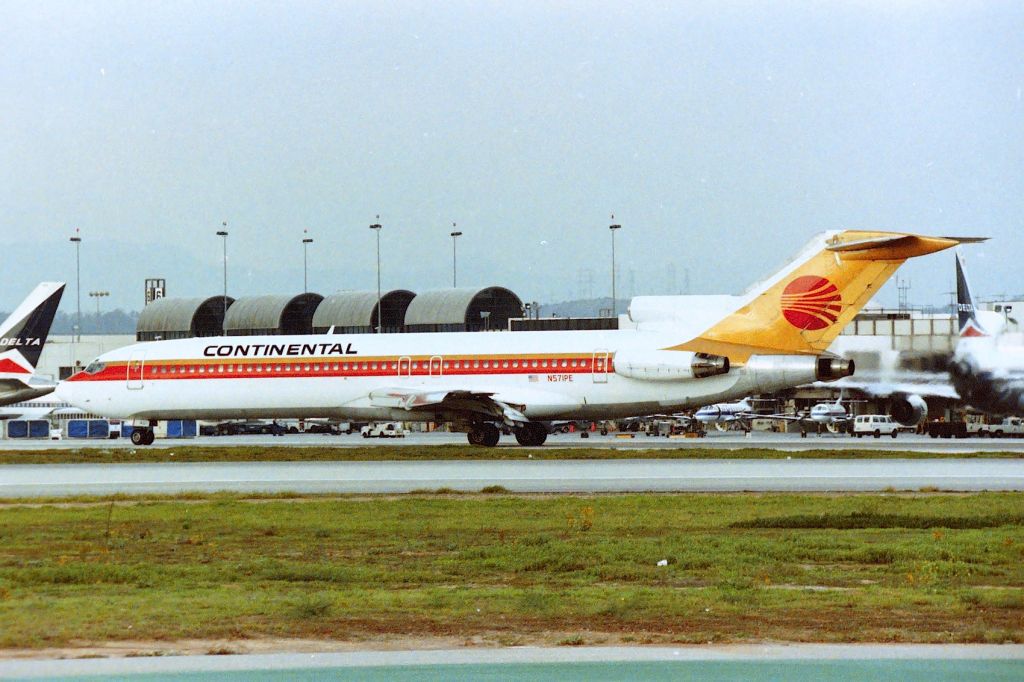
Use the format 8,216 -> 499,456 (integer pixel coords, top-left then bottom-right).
84,360 -> 106,375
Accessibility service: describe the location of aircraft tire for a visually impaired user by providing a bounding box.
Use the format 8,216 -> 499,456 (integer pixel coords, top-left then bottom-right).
130,430 -> 146,446
515,422 -> 548,446
481,424 -> 501,447
143,429 -> 155,445
468,424 -> 500,447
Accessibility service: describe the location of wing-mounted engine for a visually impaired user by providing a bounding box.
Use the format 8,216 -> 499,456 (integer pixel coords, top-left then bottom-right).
890,393 -> 927,426
614,350 -> 729,382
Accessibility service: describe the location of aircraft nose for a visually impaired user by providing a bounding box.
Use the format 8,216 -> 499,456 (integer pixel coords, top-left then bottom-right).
54,379 -> 76,405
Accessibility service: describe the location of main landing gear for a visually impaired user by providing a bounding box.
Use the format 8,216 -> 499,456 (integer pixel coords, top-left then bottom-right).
514,421 -> 548,446
466,421 -> 548,447
467,423 -> 501,447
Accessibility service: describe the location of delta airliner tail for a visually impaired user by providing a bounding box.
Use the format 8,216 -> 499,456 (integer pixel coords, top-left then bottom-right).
955,250 -> 990,338
0,282 -> 65,406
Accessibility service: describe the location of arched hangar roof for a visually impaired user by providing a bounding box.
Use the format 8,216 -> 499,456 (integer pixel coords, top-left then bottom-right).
136,296 -> 234,341
404,286 -> 523,332
312,289 -> 415,334
224,293 -> 324,336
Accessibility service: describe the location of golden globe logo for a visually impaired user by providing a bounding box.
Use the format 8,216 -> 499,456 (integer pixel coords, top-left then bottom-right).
781,276 -> 842,330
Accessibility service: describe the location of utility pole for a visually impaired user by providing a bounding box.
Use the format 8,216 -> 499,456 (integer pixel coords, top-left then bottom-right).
450,224 -> 462,288
216,223 -> 228,333
89,290 -> 109,333
609,217 -> 621,316
302,230 -> 314,293
69,230 -> 82,342
370,218 -> 382,333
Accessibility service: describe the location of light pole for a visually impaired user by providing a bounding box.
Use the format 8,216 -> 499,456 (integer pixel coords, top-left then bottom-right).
89,290 -> 109,333
450,225 -> 462,288
609,218 -> 621,317
370,218 -> 382,333
302,231 -> 314,293
216,224 -> 228,333
69,230 -> 82,342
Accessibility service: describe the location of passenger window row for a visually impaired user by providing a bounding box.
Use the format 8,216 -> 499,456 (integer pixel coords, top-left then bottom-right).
143,357 -> 596,376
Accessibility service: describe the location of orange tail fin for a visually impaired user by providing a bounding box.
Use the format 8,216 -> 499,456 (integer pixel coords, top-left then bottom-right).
669,231 -> 979,361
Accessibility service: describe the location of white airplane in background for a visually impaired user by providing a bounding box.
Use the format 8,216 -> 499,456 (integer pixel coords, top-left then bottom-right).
692,395 -> 757,421
762,393 -> 866,433
693,398 -> 758,431
0,397 -> 74,421
948,250 -> 1024,415
57,231 -> 973,447
0,282 -> 65,407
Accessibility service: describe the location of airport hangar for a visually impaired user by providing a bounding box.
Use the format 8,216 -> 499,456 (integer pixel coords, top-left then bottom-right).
32,285 -> 1006,424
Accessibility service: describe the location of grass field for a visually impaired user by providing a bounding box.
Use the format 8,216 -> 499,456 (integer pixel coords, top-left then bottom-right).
0,491 -> 1021,650
0,444 -> 1020,464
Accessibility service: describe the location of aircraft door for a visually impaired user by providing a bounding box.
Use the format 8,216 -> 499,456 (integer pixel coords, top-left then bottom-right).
397,356 -> 412,379
428,355 -> 443,376
592,350 -> 609,384
127,351 -> 146,390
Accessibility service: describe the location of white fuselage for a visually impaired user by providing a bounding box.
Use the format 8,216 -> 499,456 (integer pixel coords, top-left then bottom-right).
694,401 -> 752,424
809,402 -> 847,424
951,333 -> 1024,414
57,328 -> 812,423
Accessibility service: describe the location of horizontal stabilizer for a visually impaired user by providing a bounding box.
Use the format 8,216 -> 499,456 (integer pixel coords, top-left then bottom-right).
826,234 -> 988,260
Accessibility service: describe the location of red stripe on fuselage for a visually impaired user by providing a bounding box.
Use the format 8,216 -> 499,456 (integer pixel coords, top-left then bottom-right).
67,354 -> 613,382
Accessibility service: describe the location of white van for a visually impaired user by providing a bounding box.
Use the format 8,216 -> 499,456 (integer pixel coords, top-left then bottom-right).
852,415 -> 899,438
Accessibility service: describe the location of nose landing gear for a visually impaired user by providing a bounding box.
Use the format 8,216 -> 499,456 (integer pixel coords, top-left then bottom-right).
130,428 -> 155,446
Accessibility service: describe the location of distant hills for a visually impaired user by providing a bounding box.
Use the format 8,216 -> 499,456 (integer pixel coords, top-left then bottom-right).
0,309 -> 142,336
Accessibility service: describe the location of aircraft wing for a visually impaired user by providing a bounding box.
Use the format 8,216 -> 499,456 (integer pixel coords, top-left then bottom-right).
0,379 -> 56,407
817,377 -> 960,400
367,387 -> 530,425
752,412 -> 809,423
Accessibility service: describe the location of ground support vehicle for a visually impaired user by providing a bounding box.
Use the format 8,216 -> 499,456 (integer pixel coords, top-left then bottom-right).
926,421 -> 968,439
967,417 -> 1024,438
360,422 -> 408,438
852,414 -> 900,438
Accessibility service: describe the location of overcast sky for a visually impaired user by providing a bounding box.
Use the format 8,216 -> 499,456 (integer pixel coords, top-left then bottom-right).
1,1 -> 1021,314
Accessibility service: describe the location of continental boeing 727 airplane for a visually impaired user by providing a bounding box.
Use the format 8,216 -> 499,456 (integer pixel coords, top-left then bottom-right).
57,231 -> 976,446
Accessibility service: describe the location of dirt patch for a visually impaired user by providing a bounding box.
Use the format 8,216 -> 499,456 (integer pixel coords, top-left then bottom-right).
0,632 -> 650,660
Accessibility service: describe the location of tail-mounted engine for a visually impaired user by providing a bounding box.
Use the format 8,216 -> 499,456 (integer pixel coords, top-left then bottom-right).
745,355 -> 855,393
614,350 -> 730,382
817,357 -> 855,381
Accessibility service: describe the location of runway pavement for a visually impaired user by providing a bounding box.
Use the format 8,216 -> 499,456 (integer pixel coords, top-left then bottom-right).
4,431 -> 1024,452
2,644 -> 1022,680
2,457 -> 1022,497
